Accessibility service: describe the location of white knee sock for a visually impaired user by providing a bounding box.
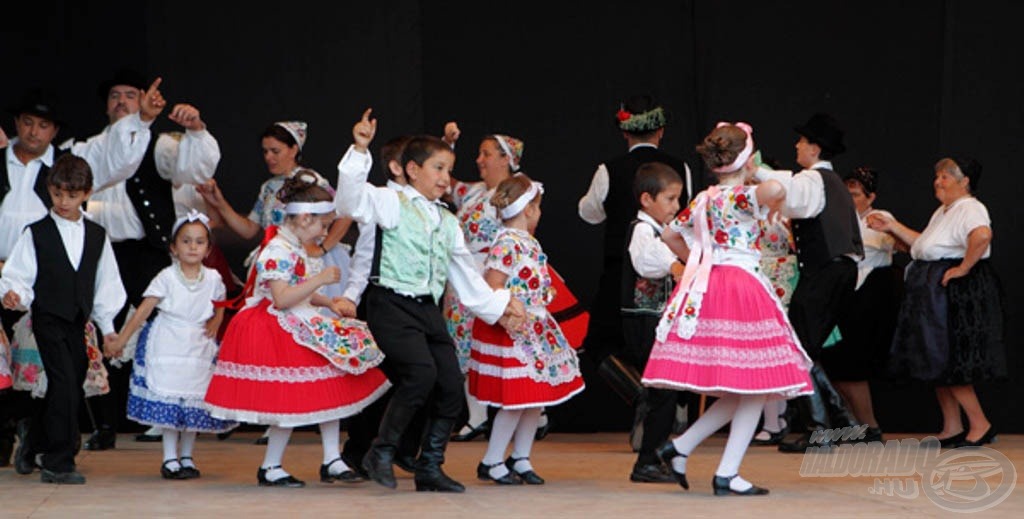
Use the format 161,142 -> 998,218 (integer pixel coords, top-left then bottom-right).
179,431 -> 198,467
510,407 -> 542,472
715,394 -> 767,491
319,420 -> 350,475
482,408 -> 522,478
162,430 -> 180,470
261,426 -> 293,480
761,400 -> 786,433
669,395 -> 740,474
536,407 -> 548,429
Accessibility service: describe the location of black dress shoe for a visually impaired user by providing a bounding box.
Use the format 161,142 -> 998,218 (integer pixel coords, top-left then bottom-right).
216,429 -> 235,441
257,466 -> 305,487
778,432 -> 836,453
320,456 -> 363,483
712,474 -> 769,496
630,462 -> 676,483
655,442 -> 688,490
860,427 -> 884,443
179,457 -> 201,479
505,456 -> 544,485
534,414 -> 552,441
477,461 -> 522,485
750,429 -> 788,446
135,432 -> 162,443
84,427 -> 116,451
41,468 -> 86,484
161,459 -> 188,480
955,426 -> 997,448
254,435 -> 269,445
450,421 -> 489,442
930,430 -> 967,448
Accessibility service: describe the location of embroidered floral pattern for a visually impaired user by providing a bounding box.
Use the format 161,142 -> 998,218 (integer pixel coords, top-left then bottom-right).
758,218 -> 799,307
452,181 -> 503,254
481,229 -> 580,385
255,230 -> 384,374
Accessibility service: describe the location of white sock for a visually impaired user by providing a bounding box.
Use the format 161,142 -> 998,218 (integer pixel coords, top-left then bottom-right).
179,431 -> 198,467
461,381 -> 489,434
319,420 -> 349,474
761,400 -> 785,433
715,394 -> 766,479
510,408 -> 541,472
145,426 -> 161,436
536,408 -> 548,429
162,430 -> 180,465
672,394 -> 740,456
723,474 -> 754,492
260,426 -> 293,479
482,408 -> 521,469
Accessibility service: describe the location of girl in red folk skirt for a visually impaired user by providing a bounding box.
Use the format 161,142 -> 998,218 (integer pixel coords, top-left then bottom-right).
204,172 -> 389,487
642,123 -> 813,496
468,174 -> 584,485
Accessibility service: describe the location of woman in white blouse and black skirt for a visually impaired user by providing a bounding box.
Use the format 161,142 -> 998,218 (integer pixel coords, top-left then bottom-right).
868,157 -> 1005,448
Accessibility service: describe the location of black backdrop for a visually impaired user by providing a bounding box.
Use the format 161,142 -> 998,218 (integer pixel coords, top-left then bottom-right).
3,1 -> 1020,433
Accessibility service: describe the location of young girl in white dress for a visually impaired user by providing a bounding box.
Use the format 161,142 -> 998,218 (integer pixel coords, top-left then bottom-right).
104,210 -> 236,480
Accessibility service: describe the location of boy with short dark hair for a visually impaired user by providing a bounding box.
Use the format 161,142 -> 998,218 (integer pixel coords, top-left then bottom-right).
621,161 -> 686,483
0,154 -> 126,484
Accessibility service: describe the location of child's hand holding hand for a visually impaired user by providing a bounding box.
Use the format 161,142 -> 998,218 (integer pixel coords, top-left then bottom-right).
2,290 -> 20,310
103,333 -> 123,359
329,297 -> 357,318
498,298 -> 527,332
352,108 -> 377,153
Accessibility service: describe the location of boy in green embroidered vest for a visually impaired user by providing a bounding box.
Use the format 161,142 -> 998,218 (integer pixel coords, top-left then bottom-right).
335,109 -> 526,493
0,154 -> 127,484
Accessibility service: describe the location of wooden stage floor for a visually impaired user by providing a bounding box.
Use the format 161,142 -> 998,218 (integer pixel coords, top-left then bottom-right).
2,431 -> 1021,518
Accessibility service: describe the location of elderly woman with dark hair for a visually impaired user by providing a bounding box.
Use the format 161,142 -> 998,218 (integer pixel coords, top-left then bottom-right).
868,157 -> 1005,448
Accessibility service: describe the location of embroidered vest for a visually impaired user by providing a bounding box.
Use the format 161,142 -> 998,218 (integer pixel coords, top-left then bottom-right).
372,192 -> 461,303
620,219 -> 674,315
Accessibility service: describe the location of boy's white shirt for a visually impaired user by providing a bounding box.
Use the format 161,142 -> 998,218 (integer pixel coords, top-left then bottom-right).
628,210 -> 678,279
0,209 -> 127,334
335,145 -> 510,324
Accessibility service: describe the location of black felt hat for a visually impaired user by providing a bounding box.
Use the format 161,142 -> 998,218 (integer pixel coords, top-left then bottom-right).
96,68 -> 148,100
794,113 -> 846,155
8,87 -> 64,126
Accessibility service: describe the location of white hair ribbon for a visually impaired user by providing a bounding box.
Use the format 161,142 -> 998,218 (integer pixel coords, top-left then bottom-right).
711,122 -> 754,174
499,181 -> 544,219
284,201 -> 336,215
171,209 -> 211,237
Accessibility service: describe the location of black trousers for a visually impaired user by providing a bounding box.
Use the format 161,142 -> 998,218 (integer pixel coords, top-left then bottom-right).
623,313 -> 686,465
787,258 -> 857,360
366,286 -> 464,422
30,312 -> 88,472
88,238 -> 168,432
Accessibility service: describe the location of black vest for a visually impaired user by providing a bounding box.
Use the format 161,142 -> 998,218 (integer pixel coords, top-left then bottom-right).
29,215 -> 105,321
0,146 -> 68,211
602,146 -> 689,264
790,168 -> 864,274
619,219 -> 674,315
123,137 -> 175,251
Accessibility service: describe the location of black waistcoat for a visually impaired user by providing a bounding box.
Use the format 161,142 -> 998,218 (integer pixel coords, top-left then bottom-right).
29,215 -> 105,321
0,146 -> 68,210
790,168 -> 864,274
602,146 -> 688,264
122,137 -> 175,251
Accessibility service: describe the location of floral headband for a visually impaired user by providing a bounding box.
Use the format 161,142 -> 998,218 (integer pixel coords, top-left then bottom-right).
171,209 -> 211,237
275,121 -> 308,150
846,167 -> 878,195
493,134 -> 524,172
711,122 -> 754,174
617,105 -> 667,133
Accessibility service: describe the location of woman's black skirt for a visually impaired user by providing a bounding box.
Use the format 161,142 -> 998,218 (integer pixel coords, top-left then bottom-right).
888,259 -> 1006,385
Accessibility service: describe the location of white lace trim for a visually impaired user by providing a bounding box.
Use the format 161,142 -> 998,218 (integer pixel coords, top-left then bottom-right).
641,377 -> 813,399
205,382 -> 390,427
648,342 -> 807,369
212,361 -> 344,383
465,359 -> 533,379
473,383 -> 586,410
470,339 -> 581,386
690,318 -> 793,340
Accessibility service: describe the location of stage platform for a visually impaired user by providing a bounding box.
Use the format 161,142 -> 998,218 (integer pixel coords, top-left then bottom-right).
2,432 -> 1021,517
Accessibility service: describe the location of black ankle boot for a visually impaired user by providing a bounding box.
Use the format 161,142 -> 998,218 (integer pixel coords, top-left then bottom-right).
414,417 -> 465,492
810,363 -> 859,431
363,400 -> 420,489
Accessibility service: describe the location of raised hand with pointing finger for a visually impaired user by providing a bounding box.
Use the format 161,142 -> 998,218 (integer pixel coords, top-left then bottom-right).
352,108 -> 377,153
139,77 -> 166,122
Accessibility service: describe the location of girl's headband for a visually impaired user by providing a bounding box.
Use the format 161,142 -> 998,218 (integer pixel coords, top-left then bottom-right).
285,201 -> 336,215
499,180 -> 544,219
711,121 -> 754,174
171,209 -> 211,237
